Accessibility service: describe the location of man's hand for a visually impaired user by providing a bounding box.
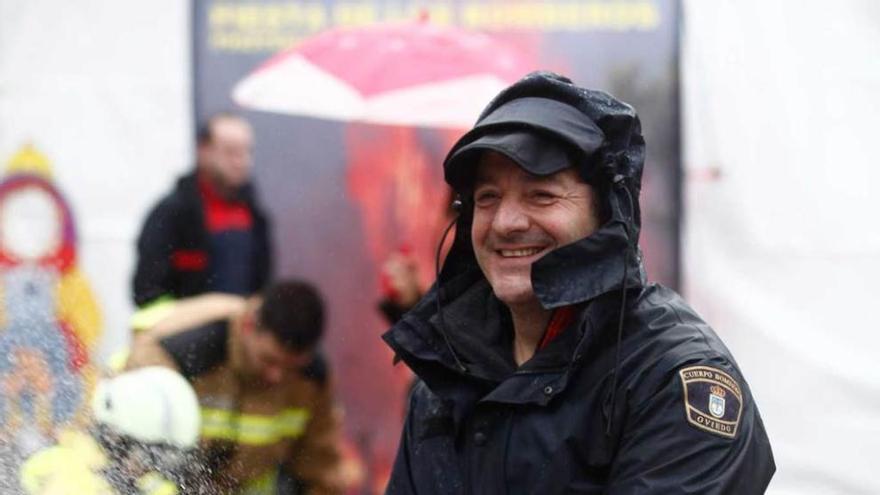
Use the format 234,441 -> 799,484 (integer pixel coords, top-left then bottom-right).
380,251 -> 422,308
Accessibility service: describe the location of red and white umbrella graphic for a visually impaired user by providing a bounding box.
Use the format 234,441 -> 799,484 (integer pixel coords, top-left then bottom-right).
232,20 -> 534,129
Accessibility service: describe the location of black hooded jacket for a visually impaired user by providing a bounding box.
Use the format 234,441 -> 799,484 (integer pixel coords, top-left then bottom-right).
132,172 -> 272,306
382,72 -> 774,494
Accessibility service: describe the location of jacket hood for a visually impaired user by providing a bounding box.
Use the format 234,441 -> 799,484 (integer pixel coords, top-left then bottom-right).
440,71 -> 647,308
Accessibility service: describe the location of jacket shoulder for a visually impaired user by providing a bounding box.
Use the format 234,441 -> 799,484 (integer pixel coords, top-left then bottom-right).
621,284 -> 758,418
159,174 -> 200,210
629,284 -> 737,364
140,174 -> 199,227
608,288 -> 776,491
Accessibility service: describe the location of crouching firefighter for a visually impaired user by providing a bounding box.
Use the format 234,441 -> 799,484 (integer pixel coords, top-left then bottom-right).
382,71 -> 776,494
125,281 -> 348,494
20,366 -> 201,495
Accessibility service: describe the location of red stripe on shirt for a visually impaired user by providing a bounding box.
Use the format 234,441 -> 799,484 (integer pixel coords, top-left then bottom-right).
199,176 -> 253,232
171,249 -> 208,271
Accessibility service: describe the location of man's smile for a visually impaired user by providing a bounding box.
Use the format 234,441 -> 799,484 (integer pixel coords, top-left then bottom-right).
497,246 -> 546,258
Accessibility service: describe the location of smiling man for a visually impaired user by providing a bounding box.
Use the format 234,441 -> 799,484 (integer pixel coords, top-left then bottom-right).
383,72 -> 775,494
471,151 -> 601,365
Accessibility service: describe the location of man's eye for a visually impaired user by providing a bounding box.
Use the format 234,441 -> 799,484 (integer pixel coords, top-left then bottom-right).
474,191 -> 499,205
531,191 -> 557,203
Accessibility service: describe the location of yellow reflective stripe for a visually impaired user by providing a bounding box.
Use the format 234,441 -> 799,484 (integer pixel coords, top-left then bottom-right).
276,408 -> 311,436
200,408 -> 311,445
200,409 -> 238,439
130,296 -> 177,332
137,472 -> 178,495
237,469 -> 278,495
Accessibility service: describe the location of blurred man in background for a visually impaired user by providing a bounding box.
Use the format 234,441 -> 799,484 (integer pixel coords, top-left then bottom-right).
126,280 -> 349,494
132,112 -> 272,308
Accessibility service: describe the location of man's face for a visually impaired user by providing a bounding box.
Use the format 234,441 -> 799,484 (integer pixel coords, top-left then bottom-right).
471,151 -> 600,307
200,117 -> 254,194
240,309 -> 312,385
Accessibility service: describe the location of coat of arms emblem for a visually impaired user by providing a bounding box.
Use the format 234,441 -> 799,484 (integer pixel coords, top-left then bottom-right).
709,385 -> 727,418
680,366 -> 743,438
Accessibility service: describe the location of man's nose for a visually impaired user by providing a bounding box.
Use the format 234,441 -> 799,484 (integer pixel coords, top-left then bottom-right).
491,197 -> 530,236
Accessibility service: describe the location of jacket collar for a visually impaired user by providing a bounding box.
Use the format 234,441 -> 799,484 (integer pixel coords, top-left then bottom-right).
383,201 -> 645,423
176,170 -> 258,207
383,286 -> 622,437
382,271 -> 623,401
532,221 -> 645,308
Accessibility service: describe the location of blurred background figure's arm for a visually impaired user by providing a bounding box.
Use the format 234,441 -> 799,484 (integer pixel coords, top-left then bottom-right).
131,293 -> 245,337
377,250 -> 423,325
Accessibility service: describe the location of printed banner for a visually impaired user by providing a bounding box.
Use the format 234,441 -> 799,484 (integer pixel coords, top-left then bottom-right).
193,1 -> 680,489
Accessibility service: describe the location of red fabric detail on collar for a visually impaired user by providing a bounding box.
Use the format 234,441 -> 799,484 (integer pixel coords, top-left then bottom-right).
538,305 -> 576,350
198,176 -> 253,232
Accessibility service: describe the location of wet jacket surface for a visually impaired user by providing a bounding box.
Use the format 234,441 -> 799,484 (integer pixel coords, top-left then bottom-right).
382,72 -> 775,494
126,320 -> 342,494
384,279 -> 775,494
132,172 -> 272,306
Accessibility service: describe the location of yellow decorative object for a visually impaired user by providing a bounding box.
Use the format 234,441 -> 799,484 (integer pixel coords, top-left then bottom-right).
136,472 -> 179,495
19,429 -> 112,495
55,268 -> 102,427
0,143 -> 103,439
56,268 -> 102,348
130,296 -> 177,332
5,144 -> 53,178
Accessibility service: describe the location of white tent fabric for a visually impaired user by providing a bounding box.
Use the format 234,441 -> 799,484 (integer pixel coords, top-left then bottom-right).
0,0 -> 191,362
683,1 -> 880,493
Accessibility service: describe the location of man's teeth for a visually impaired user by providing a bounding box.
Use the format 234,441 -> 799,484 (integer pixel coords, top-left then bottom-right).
499,248 -> 541,258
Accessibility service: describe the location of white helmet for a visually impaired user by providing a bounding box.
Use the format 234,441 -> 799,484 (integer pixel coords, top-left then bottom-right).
91,367 -> 200,449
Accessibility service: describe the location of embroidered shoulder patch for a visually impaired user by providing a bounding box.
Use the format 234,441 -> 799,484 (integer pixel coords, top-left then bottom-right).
679,365 -> 743,438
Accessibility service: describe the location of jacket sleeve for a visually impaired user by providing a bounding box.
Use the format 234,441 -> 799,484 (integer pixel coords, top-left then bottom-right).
285,376 -> 345,495
385,390 -> 419,495
606,354 -> 775,494
133,201 -> 176,307
138,294 -> 245,338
